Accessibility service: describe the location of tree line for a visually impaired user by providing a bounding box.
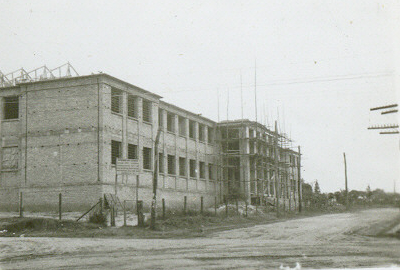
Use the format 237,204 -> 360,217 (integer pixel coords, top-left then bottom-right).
302,180 -> 400,210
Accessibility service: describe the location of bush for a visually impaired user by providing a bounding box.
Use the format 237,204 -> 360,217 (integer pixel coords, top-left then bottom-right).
88,211 -> 107,225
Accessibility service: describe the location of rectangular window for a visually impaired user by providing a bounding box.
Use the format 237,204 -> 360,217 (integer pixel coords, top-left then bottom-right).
249,129 -> 254,138
158,108 -> 163,127
198,124 -> 205,142
128,143 -> 138,159
189,120 -> 196,139
111,140 -> 121,165
2,146 -> 18,169
167,113 -> 175,133
179,157 -> 186,176
167,154 -> 176,175
199,161 -> 205,179
207,127 -> 214,144
142,99 -> 152,122
3,96 -> 19,120
127,94 -> 138,118
208,163 -> 214,180
111,88 -> 122,114
143,147 -> 152,170
158,153 -> 164,173
178,116 -> 186,136
189,159 -> 196,178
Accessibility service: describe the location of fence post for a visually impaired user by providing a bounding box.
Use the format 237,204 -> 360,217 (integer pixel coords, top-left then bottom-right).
184,196 -> 187,215
245,201 -> 248,217
214,196 -> 217,216
59,193 -> 62,221
236,199 -> 239,215
99,197 -> 103,215
137,200 -> 144,227
19,192 -> 23,218
162,198 -> 165,219
224,196 -> 228,217
200,196 -> 204,215
123,200 -> 127,226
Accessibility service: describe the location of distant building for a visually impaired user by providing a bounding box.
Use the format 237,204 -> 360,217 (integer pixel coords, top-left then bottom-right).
0,72 -> 301,212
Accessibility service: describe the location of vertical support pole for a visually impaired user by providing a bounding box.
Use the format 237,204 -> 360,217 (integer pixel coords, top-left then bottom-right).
225,196 -> 228,217
236,198 -> 239,215
297,146 -> 302,213
115,171 -> 118,198
162,198 -> 165,219
344,152 -> 349,209
136,175 -> 139,201
184,196 -> 187,215
111,206 -> 115,227
214,196 -> 217,216
245,201 -> 248,217
123,200 -> 127,226
136,175 -> 139,215
274,121 -> 280,217
19,192 -> 23,218
99,197 -> 103,215
200,196 -> 204,215
137,200 -> 144,227
59,193 -> 62,221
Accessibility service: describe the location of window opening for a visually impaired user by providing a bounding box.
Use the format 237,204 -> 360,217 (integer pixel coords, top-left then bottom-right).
111,88 -> 122,114
167,113 -> 175,133
143,147 -> 152,170
199,161 -> 205,179
167,154 -> 176,174
142,99 -> 152,122
189,120 -> 196,139
178,116 -> 186,136
111,140 -> 121,165
190,159 -> 196,178
128,143 -> 138,159
3,96 -> 19,120
179,157 -> 186,176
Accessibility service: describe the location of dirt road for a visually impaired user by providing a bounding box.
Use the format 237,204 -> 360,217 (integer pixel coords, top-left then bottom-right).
1,208 -> 400,269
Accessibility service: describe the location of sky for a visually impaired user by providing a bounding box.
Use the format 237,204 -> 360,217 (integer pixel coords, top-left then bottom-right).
1,0 -> 399,193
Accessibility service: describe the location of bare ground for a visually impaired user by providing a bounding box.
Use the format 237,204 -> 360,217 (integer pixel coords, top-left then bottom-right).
1,208 -> 400,269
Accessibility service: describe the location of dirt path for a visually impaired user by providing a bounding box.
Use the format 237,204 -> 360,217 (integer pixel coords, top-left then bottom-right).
1,208 -> 399,269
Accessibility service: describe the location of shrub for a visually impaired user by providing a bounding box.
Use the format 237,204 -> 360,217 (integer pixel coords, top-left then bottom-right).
88,211 -> 107,225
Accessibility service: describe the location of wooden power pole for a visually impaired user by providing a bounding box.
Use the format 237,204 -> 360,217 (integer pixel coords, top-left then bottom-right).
150,128 -> 162,230
274,121 -> 280,217
343,152 -> 349,209
297,146 -> 302,212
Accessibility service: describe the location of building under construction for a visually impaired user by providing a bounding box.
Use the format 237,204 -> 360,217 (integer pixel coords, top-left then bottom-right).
0,64 -> 301,212
218,120 -> 301,211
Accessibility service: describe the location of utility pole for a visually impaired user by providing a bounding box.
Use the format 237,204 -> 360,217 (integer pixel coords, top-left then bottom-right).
274,121 -> 280,217
150,128 -> 162,230
343,152 -> 349,209
297,146 -> 302,212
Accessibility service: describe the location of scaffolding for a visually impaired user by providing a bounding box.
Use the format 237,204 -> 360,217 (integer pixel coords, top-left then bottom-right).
216,119 -> 300,209
0,63 -> 79,88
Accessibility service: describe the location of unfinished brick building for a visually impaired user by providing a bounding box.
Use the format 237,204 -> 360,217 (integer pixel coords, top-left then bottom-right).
0,66 -> 301,212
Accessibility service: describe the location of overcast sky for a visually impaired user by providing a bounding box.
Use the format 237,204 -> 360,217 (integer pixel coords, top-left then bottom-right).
1,0 -> 399,193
